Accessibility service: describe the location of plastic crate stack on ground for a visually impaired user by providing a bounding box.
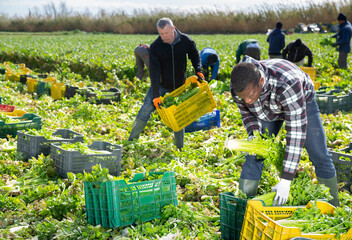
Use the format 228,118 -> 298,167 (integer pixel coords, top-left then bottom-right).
300,66 -> 320,90
50,141 -> 122,178
240,200 -> 352,240
77,87 -> 122,104
329,143 -> 352,190
84,171 -> 178,228
17,129 -> 84,160
157,76 -> 217,132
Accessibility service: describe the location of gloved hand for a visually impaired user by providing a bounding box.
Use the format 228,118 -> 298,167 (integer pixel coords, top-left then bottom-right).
196,72 -> 205,82
332,43 -> 338,47
272,178 -> 291,206
153,97 -> 162,109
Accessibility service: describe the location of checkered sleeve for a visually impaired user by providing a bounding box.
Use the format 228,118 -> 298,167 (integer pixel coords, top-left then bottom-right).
280,80 -> 307,180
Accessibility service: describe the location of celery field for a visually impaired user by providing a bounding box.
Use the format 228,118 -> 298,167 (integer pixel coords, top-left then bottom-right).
0,32 -> 352,239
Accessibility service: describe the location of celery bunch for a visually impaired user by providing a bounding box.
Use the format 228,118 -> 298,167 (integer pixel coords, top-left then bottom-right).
225,131 -> 285,173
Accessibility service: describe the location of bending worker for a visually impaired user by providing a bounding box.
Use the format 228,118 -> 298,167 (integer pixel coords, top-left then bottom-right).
200,47 -> 220,81
236,39 -> 261,63
230,55 -> 340,207
128,17 -> 203,150
282,39 -> 313,67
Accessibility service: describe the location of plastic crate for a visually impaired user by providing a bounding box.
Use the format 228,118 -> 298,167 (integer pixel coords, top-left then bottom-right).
64,85 -> 79,99
84,171 -> 178,228
220,192 -> 248,240
329,143 -> 352,190
50,141 -> 122,178
0,104 -> 15,112
299,67 -> 320,90
185,110 -> 220,133
51,83 -> 66,100
81,87 -> 121,104
37,77 -> 57,97
157,76 -> 217,132
2,110 -> 27,117
27,78 -> 38,93
17,129 -> 84,159
0,113 -> 42,138
240,200 -> 352,240
316,89 -> 352,114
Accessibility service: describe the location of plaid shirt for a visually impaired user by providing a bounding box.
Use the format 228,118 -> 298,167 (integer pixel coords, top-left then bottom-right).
231,56 -> 315,180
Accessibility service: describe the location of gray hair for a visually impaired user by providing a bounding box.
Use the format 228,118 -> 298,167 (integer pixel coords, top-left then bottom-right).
156,18 -> 174,29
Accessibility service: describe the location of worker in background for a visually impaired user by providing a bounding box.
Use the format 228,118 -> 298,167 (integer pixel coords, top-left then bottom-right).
134,44 -> 150,79
332,13 -> 352,69
267,22 -> 285,59
282,39 -> 313,67
236,39 -> 261,63
230,55 -> 340,207
200,47 -> 220,81
128,18 -> 203,150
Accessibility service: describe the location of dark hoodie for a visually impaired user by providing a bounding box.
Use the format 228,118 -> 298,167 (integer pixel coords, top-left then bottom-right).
267,28 -> 285,55
149,28 -> 202,98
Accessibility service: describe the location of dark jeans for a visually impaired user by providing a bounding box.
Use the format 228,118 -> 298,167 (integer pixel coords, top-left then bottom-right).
338,51 -> 348,69
240,98 -> 336,180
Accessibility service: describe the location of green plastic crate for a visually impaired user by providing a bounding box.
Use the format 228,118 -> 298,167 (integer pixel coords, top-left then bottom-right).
37,80 -> 52,97
84,171 -> 178,228
220,192 -> 248,240
316,88 -> 352,114
0,113 -> 42,138
330,143 -> 352,190
17,129 -> 84,159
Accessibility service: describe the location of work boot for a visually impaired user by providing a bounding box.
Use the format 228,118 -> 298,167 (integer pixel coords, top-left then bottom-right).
128,118 -> 148,141
317,175 -> 340,207
239,178 -> 260,198
174,129 -> 185,151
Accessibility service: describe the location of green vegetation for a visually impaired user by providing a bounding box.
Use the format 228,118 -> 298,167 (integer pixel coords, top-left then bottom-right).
0,32 -> 351,239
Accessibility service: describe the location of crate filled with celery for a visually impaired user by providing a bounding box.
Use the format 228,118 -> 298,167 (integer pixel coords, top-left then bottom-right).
84,168 -> 177,228
0,113 -> 42,138
329,142 -> 352,190
50,141 -> 122,178
17,128 -> 84,159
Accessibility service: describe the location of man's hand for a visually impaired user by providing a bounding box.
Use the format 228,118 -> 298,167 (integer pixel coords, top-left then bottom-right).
196,72 -> 204,82
272,178 -> 292,206
153,97 -> 162,109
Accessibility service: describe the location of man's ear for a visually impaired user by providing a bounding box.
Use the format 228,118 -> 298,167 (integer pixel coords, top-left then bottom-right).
259,77 -> 264,86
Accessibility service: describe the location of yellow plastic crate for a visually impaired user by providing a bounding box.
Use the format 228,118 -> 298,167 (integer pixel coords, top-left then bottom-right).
51,83 -> 66,100
300,66 -> 319,90
3,110 -> 27,117
27,77 -> 37,93
240,200 -> 352,240
156,76 -> 217,132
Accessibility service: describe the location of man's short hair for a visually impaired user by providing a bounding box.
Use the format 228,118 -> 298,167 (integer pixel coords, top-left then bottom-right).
230,62 -> 261,93
276,21 -> 283,29
208,54 -> 218,65
157,18 -> 174,29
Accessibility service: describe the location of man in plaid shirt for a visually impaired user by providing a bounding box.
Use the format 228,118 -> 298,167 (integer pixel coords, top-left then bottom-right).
230,55 -> 339,206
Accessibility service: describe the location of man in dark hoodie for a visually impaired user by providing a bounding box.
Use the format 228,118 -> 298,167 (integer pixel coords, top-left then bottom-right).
267,22 -> 285,59
332,13 -> 352,69
128,18 -> 203,150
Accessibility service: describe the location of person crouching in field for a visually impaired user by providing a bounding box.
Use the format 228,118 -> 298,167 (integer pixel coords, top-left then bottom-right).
282,39 -> 313,67
200,47 -> 220,81
128,17 -> 204,151
230,56 -> 340,207
134,44 -> 150,80
236,39 -> 261,63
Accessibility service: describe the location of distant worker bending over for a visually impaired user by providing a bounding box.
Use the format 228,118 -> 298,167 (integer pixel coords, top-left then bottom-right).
236,39 -> 261,63
200,47 -> 220,81
134,44 -> 150,79
267,22 -> 285,59
282,39 -> 313,67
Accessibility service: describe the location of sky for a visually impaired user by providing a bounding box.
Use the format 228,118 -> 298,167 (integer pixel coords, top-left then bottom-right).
0,0 -> 341,17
